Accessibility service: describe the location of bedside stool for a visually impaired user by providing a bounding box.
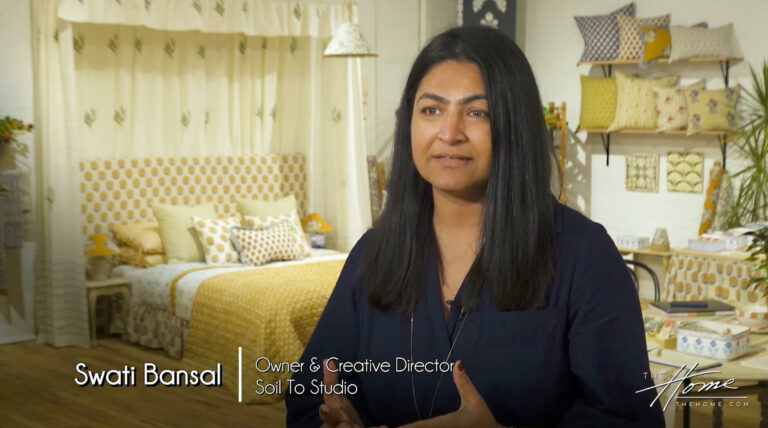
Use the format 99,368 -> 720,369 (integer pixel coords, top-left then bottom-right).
86,278 -> 131,346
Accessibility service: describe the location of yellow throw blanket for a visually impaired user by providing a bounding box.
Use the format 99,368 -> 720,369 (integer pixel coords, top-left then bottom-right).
182,260 -> 345,403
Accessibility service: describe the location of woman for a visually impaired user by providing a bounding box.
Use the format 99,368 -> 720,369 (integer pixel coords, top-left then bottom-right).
285,26 -> 664,427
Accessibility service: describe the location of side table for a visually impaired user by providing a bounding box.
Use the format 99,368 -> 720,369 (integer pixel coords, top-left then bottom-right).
86,278 -> 131,346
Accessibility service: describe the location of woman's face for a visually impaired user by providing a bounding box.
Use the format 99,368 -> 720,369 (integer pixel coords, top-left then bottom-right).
411,60 -> 492,201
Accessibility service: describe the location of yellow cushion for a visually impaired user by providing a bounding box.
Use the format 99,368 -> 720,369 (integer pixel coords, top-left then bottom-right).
152,203 -> 217,263
192,217 -> 241,265
110,220 -> 164,254
685,86 -> 740,136
640,26 -> 671,64
617,14 -> 670,61
237,195 -> 297,218
608,72 -> 678,131
230,222 -> 301,266
579,75 -> 616,129
119,246 -> 165,268
243,209 -> 312,258
653,80 -> 706,132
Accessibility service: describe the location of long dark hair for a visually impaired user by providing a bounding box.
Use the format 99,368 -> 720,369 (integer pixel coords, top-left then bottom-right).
361,26 -> 557,313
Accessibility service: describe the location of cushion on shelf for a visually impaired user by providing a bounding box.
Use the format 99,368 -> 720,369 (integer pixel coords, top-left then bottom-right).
230,221 -> 301,266
574,2 -> 636,62
243,209 -> 312,258
617,13 -> 671,60
685,86 -> 740,136
669,23 -> 733,63
640,22 -> 708,67
579,75 -> 617,129
192,216 -> 241,264
110,220 -> 164,254
653,79 -> 706,132
608,71 -> 679,131
151,203 -> 216,264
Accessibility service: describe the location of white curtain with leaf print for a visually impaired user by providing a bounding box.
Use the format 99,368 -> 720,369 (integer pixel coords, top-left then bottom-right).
32,0 -> 370,347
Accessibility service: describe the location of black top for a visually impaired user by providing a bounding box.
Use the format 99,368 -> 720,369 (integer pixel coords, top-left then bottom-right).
285,204 -> 665,427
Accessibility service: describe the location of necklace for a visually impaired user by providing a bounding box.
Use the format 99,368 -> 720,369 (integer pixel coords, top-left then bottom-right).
409,309 -> 469,420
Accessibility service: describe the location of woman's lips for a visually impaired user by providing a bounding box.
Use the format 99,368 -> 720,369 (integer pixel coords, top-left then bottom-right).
433,154 -> 472,167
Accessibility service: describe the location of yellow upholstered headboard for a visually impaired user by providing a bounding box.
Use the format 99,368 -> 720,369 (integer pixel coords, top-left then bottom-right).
79,153 -> 306,236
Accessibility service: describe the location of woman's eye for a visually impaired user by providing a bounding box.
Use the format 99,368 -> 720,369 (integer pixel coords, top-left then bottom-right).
423,107 -> 438,116
469,110 -> 488,118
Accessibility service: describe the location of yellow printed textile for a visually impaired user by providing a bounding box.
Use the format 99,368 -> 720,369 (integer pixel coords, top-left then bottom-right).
182,260 -> 346,403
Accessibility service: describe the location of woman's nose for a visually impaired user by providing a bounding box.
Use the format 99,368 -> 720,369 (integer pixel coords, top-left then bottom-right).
437,112 -> 466,144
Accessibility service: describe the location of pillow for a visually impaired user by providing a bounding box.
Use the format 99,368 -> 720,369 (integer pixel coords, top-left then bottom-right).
607,71 -> 678,131
230,221 -> 301,266
669,24 -> 733,63
685,86 -> 740,136
243,209 -> 312,258
119,246 -> 165,268
237,195 -> 297,218
152,203 -> 216,264
574,2 -> 636,62
192,217 -> 241,264
110,220 -> 164,254
579,75 -> 617,129
640,23 -> 708,67
616,13 -> 670,60
653,80 -> 706,132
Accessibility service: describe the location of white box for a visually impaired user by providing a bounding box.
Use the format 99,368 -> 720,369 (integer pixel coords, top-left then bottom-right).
676,320 -> 750,361
617,235 -> 650,249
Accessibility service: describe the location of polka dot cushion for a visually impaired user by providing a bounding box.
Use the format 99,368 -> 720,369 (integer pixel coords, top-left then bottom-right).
192,216 -> 241,264
230,221 -> 301,266
243,210 -> 311,258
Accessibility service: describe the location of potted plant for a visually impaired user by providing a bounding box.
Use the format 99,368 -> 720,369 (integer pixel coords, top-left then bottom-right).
724,61 -> 768,227
745,227 -> 768,296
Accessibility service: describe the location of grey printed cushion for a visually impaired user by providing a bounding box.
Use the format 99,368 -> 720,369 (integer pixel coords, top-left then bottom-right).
230,221 -> 301,266
574,2 -> 636,62
669,24 -> 733,63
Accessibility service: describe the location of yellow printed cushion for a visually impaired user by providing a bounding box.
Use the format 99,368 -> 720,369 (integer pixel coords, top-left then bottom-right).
192,217 -> 241,264
110,220 -> 164,254
230,222 -> 301,266
152,203 -> 217,264
579,75 -> 616,129
237,195 -> 297,218
243,209 -> 311,257
617,14 -> 670,60
640,26 -> 671,65
608,72 -> 678,131
685,86 -> 740,136
653,80 -> 706,132
119,246 -> 165,268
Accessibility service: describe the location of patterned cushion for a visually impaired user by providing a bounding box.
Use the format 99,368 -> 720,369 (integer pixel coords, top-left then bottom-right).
119,246 -> 165,268
617,14 -> 670,60
653,80 -> 706,132
640,23 -> 707,67
608,71 -> 678,131
579,75 -> 617,129
669,24 -> 733,63
685,86 -> 740,136
574,2 -> 636,62
230,222 -> 301,266
110,220 -> 164,254
243,209 -> 312,257
192,217 -> 240,264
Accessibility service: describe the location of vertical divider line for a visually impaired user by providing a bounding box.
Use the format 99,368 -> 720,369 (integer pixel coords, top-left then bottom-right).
238,346 -> 243,403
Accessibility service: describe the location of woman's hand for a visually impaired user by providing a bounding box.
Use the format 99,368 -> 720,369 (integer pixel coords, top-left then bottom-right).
319,359 -> 387,428
398,360 -> 503,428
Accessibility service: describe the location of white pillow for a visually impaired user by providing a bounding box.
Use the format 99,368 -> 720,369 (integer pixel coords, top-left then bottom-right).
669,24 -> 733,63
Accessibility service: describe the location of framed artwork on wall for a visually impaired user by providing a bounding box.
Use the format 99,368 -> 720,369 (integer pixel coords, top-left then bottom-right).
458,0 -> 516,40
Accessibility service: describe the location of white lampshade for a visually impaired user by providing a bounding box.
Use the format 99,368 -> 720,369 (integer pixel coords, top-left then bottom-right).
323,22 -> 377,57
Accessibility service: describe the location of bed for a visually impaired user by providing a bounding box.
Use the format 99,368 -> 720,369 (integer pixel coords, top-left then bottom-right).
79,154 -> 348,403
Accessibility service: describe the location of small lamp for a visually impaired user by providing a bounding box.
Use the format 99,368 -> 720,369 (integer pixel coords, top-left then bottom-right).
87,233 -> 116,281
650,228 -> 670,252
302,213 -> 333,249
323,2 -> 377,57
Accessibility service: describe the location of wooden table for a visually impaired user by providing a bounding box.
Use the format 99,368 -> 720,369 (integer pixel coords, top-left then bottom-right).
619,247 -> 673,272
86,278 -> 131,346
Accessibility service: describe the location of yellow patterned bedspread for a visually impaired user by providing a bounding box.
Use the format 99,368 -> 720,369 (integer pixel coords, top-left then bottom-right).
181,259 -> 345,404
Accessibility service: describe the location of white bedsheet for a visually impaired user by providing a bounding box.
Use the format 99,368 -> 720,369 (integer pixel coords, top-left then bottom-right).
112,249 -> 347,321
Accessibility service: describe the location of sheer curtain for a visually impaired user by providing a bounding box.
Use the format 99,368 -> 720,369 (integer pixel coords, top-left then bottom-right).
32,0 -> 370,347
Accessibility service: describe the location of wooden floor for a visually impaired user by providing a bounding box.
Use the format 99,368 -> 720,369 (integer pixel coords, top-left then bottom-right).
0,337 -> 762,427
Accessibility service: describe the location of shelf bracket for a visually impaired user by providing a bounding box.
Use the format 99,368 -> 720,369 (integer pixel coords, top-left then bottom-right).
600,64 -> 613,78
718,135 -> 728,170
719,60 -> 730,87
599,132 -> 611,166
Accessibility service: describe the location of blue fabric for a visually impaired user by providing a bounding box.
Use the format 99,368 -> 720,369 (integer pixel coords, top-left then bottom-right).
285,203 -> 665,427
574,2 -> 636,61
